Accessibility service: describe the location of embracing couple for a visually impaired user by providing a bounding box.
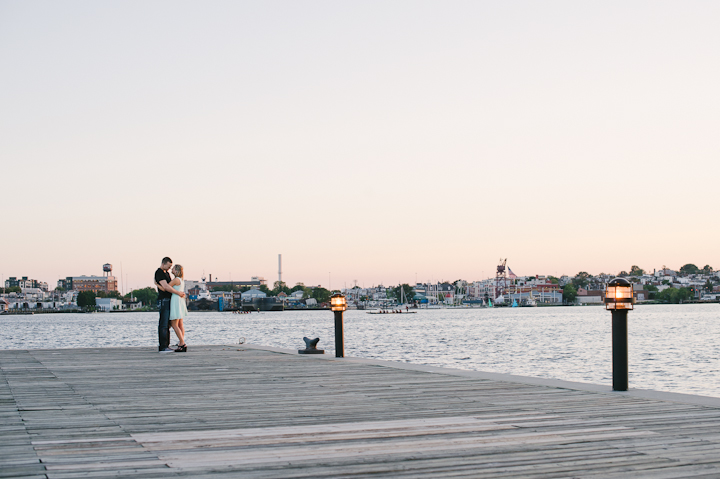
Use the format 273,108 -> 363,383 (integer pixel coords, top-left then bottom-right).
155,257 -> 188,353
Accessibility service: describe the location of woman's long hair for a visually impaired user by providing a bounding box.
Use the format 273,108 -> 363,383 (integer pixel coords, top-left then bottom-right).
172,264 -> 184,279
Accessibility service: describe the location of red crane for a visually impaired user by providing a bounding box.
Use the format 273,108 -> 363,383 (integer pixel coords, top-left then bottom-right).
495,258 -> 508,301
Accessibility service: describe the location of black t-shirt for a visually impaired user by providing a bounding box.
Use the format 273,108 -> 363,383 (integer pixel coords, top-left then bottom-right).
155,268 -> 172,300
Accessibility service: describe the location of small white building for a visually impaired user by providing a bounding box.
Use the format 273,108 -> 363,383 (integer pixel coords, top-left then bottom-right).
96,298 -> 123,311
124,300 -> 143,310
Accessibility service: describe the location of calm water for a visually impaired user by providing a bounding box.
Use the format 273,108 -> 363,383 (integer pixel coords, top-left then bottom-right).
2,304 -> 719,397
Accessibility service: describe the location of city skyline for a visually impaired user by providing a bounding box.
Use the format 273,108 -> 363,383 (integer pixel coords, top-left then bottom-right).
2,256 -> 713,295
2,1 -> 719,290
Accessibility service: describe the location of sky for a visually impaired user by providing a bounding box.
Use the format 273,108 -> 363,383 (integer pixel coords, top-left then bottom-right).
1,1 -> 719,292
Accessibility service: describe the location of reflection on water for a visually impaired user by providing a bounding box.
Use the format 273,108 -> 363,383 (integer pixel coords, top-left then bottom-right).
2,304 -> 719,397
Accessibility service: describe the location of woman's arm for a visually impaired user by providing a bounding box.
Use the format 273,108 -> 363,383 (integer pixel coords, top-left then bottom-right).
169,278 -> 181,287
157,279 -> 185,297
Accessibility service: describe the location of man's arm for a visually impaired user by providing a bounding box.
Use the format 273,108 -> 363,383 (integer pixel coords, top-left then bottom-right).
157,280 -> 185,298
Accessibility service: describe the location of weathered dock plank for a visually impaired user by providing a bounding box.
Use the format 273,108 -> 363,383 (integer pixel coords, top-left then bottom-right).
1,345 -> 720,478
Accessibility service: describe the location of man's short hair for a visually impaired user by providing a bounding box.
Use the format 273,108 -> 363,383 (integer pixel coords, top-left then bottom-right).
162,257 -> 173,265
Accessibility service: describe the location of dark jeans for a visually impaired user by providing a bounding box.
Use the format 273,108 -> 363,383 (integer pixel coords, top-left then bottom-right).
158,298 -> 171,351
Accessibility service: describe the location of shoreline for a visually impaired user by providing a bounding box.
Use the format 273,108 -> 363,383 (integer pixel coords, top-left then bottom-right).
2,300 -> 717,315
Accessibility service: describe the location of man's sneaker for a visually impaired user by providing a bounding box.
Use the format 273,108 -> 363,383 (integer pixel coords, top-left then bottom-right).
159,348 -> 174,353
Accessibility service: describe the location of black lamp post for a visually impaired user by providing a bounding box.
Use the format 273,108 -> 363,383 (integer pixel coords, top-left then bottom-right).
604,278 -> 635,391
330,293 -> 347,358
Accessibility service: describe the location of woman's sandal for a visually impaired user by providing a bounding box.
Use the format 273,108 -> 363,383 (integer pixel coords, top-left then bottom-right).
174,344 -> 187,353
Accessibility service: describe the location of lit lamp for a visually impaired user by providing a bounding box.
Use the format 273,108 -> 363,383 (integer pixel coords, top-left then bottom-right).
330,293 -> 347,358
605,278 -> 635,391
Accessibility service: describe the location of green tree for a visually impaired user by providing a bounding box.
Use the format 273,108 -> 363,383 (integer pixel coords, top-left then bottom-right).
618,270 -> 629,277
644,284 -> 659,299
211,285 -> 245,292
54,286 -> 66,292
704,279 -> 714,292
656,287 -> 692,304
679,264 -> 700,275
1,286 -> 22,294
311,287 -> 331,304
76,291 -> 96,308
630,265 -> 644,276
547,276 -> 559,285
702,265 -> 714,274
562,284 -> 577,304
572,272 -> 592,289
272,281 -> 291,296
291,283 -> 305,292
125,287 -> 158,306
391,284 -> 415,303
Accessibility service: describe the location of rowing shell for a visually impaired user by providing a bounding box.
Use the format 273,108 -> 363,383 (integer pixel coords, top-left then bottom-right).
366,311 -> 417,314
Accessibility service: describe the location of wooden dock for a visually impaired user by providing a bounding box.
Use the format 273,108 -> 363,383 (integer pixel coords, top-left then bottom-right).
2,344 -> 720,478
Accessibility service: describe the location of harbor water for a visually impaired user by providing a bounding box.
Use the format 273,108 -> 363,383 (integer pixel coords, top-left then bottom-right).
2,304 -> 719,398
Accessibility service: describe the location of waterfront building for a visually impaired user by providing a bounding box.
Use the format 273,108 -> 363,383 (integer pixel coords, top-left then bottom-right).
211,291 -> 233,304
60,275 -> 117,293
467,280 -> 495,300
19,287 -> 47,298
95,298 -> 123,312
5,276 -> 48,291
122,299 -> 143,310
240,289 -> 267,300
577,286 -> 649,304
187,286 -> 201,299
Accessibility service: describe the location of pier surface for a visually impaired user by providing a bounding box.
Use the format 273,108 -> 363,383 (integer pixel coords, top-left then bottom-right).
2,345 -> 720,478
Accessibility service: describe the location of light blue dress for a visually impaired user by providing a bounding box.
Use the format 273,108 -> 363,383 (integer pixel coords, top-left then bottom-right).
170,279 -> 188,320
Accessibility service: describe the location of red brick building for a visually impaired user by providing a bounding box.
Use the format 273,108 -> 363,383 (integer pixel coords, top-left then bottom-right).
64,276 -> 118,293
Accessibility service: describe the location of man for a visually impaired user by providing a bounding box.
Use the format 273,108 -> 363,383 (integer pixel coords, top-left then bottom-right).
155,257 -> 185,353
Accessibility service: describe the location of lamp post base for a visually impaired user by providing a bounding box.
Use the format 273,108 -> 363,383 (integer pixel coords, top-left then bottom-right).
334,311 -> 344,358
612,309 -> 629,391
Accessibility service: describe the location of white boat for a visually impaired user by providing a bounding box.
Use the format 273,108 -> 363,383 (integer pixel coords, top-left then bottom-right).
197,275 -> 212,301
523,295 -> 537,307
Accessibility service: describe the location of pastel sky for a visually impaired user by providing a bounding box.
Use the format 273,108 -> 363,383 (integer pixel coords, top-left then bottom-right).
1,1 -> 719,292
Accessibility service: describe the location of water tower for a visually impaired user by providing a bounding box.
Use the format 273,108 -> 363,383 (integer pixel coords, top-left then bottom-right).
103,263 -> 113,277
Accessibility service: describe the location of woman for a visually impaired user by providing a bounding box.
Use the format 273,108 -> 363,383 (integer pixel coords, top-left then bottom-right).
168,264 -> 188,352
